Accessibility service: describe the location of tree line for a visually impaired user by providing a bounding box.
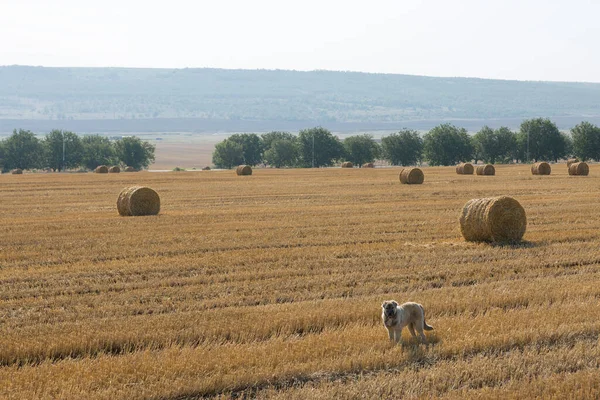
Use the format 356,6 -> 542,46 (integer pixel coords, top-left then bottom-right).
0,129 -> 156,172
213,119 -> 600,168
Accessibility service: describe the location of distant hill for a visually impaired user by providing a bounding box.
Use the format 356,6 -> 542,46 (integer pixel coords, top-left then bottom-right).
1,66 -> 600,133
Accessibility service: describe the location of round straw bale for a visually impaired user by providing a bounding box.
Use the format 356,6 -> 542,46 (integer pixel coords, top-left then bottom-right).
11,168 -> 23,174
341,161 -> 353,168
236,165 -> 252,175
531,162 -> 551,175
456,163 -> 474,174
117,186 -> 160,216
569,162 -> 589,176
459,196 -> 526,243
95,165 -> 109,173
363,162 -> 374,168
123,166 -> 136,172
108,166 -> 121,173
476,164 -> 495,175
566,158 -> 579,168
399,167 -> 424,184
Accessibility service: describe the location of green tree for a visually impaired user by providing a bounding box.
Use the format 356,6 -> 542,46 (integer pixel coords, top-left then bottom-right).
264,138 -> 299,168
517,118 -> 566,162
261,131 -> 296,151
297,127 -> 344,167
43,130 -> 84,171
81,135 -> 117,170
472,126 -> 517,164
3,129 -> 45,170
381,129 -> 423,166
423,124 -> 473,166
343,134 -> 380,167
571,121 -> 600,161
0,140 -> 5,171
228,133 -> 263,166
495,127 -> 518,163
212,139 -> 244,168
114,136 -> 155,170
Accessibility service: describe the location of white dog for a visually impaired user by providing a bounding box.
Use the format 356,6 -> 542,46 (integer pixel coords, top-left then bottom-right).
381,300 -> 433,345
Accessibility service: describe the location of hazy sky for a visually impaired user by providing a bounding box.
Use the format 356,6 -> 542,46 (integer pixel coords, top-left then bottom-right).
2,0 -> 599,82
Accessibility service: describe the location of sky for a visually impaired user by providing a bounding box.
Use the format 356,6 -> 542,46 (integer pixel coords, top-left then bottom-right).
1,0 -> 599,82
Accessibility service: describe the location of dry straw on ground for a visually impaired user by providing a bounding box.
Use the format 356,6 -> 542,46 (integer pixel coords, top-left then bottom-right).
476,164 -> 495,176
399,167 -> 424,184
236,165 -> 253,176
117,186 -> 161,216
456,163 -> 474,175
363,163 -> 374,168
567,158 -> 579,168
341,162 -> 353,168
95,165 -> 109,173
108,166 -> 121,173
11,168 -> 23,174
459,196 -> 526,242
124,166 -> 136,172
568,162 -> 589,176
531,162 -> 551,175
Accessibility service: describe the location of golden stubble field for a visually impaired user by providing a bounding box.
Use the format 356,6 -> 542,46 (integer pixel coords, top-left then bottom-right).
1,164 -> 600,399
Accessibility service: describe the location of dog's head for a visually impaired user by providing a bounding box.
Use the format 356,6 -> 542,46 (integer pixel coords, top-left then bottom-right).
381,300 -> 398,318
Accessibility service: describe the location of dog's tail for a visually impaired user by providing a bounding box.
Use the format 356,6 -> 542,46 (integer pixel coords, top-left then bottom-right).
424,320 -> 434,331
420,304 -> 434,331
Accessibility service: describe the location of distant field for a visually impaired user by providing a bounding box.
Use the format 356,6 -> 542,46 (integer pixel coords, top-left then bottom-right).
151,135 -> 224,170
1,165 -> 600,399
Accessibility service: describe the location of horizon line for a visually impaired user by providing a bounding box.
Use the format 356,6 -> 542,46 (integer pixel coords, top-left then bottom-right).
2,64 -> 599,85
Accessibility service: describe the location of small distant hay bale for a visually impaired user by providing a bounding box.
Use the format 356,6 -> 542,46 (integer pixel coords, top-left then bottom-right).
456,163 -> 474,175
459,196 -> 527,243
202,166 -> 211,171
399,167 -> 424,184
569,162 -> 589,176
95,165 -> 109,173
124,166 -> 136,172
11,168 -> 23,174
531,162 -> 551,175
363,162 -> 374,168
108,166 -> 121,173
236,165 -> 252,175
566,158 -> 579,168
341,161 -> 353,168
117,186 -> 160,216
476,164 -> 495,175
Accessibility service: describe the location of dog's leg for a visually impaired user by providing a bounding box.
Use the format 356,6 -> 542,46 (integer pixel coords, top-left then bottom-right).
408,323 -> 418,342
387,327 -> 394,342
394,328 -> 403,345
415,320 -> 428,345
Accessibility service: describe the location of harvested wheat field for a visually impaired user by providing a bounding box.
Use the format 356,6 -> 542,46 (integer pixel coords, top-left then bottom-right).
1,164 -> 600,399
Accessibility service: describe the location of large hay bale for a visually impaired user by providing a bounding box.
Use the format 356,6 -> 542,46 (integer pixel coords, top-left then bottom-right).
117,186 -> 160,216
459,196 -> 527,243
95,165 -> 109,173
363,162 -> 374,168
566,158 -> 579,168
108,166 -> 121,173
569,162 -> 589,176
11,168 -> 23,174
399,167 -> 424,184
456,163 -> 474,175
341,161 -> 353,168
236,165 -> 252,175
124,166 -> 136,172
531,162 -> 551,175
476,164 -> 495,175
